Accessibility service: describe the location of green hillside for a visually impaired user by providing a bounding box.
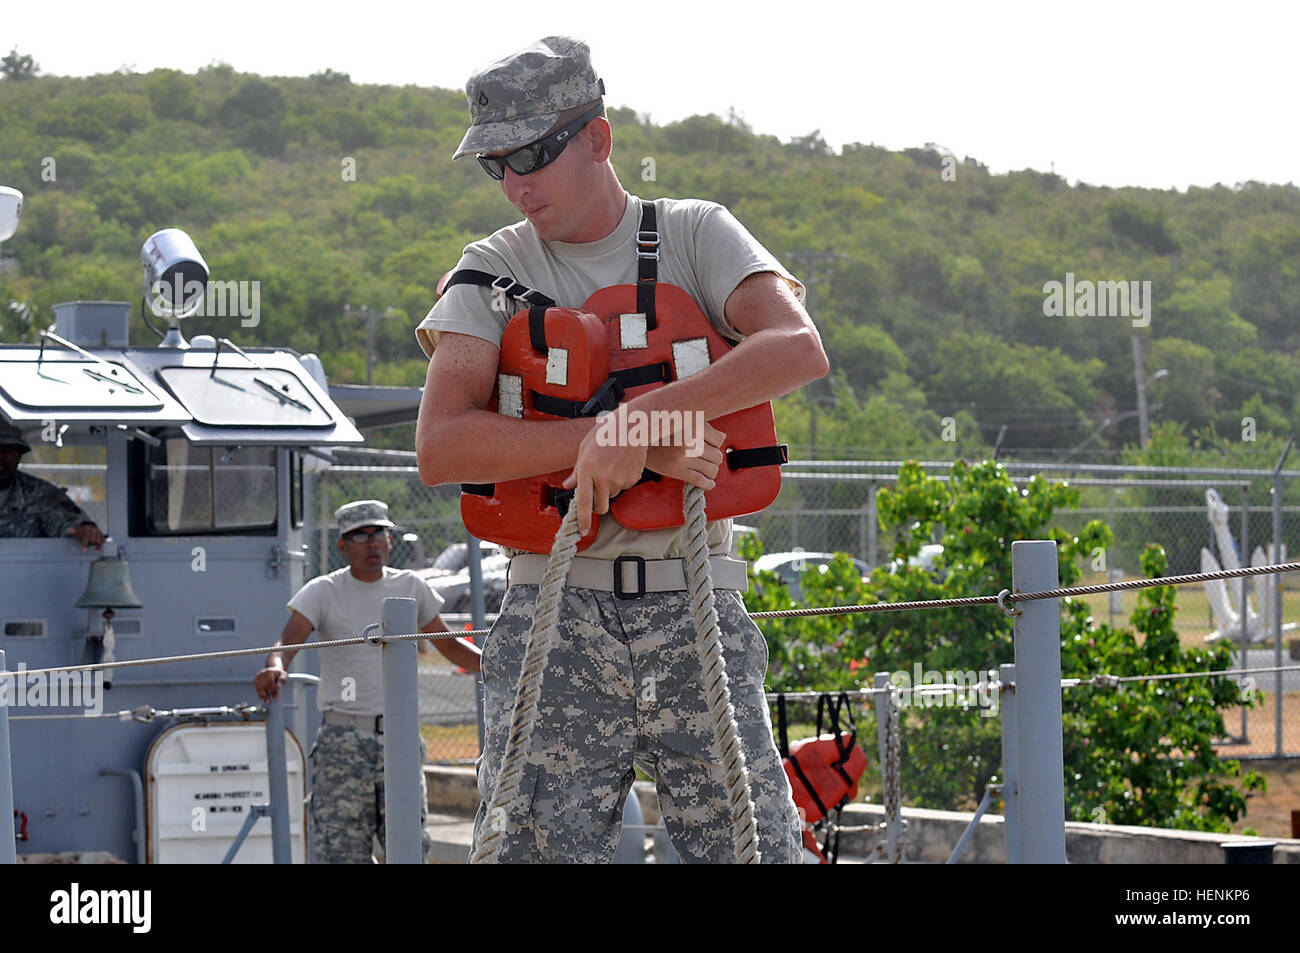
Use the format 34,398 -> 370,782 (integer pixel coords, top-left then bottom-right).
2,64 -> 1298,462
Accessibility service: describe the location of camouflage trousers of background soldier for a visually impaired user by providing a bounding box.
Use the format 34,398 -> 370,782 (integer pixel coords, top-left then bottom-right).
309,723 -> 432,863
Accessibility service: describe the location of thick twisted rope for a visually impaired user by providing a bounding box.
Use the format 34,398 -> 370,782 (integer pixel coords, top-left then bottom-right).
683,483 -> 761,864
1006,558 -> 1300,604
470,484 -> 760,864
18,558 -> 1298,680
469,505 -> 582,864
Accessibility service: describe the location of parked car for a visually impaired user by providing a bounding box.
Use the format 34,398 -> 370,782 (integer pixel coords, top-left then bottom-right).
417,541 -> 510,614
886,543 -> 945,576
753,551 -> 870,602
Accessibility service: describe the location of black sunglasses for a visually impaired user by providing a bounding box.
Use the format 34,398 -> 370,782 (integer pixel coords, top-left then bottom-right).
477,106 -> 604,181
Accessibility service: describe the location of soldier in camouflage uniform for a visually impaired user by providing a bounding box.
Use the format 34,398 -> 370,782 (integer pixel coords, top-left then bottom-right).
0,419 -> 104,548
254,499 -> 481,863
416,37 -> 828,863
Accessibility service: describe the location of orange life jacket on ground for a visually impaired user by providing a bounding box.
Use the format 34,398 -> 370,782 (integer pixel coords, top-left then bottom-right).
446,201 -> 787,554
777,692 -> 868,865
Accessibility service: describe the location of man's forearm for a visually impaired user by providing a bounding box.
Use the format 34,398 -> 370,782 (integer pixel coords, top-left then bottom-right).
266,646 -> 297,671
435,636 -> 482,672
625,323 -> 827,427
416,296 -> 825,488
418,408 -> 597,486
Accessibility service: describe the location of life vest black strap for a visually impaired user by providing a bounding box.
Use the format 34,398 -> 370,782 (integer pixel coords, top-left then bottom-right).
527,307 -> 548,354
530,392 -> 581,418
611,361 -> 671,389
636,202 -> 659,331
530,376 -> 626,419
818,692 -> 859,792
788,753 -> 830,820
442,269 -> 557,309
726,444 -> 789,471
544,485 -> 575,516
462,483 -> 494,496
527,360 -> 668,419
777,691 -> 831,819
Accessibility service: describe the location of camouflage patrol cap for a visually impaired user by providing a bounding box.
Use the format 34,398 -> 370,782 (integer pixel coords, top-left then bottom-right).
453,35 -> 605,160
336,499 -> 395,537
0,419 -> 31,453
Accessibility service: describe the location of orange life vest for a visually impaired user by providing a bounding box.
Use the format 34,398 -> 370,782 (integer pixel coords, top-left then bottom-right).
446,201 -> 787,555
778,693 -> 868,865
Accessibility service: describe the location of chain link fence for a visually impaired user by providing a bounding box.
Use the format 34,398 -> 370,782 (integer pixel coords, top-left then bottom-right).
312,453 -> 1300,762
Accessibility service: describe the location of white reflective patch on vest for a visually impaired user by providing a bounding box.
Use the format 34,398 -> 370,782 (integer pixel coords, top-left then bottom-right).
545,347 -> 569,386
672,338 -> 711,379
498,374 -> 523,418
619,313 -> 649,350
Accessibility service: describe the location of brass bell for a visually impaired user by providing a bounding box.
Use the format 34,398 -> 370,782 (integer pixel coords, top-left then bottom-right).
76,555 -> 144,609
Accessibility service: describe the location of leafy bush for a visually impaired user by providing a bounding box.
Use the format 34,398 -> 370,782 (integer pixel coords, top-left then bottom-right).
745,459 -> 1264,830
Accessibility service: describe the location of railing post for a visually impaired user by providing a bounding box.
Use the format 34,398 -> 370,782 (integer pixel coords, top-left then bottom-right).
1272,437 -> 1292,758
264,695 -> 292,864
867,482 -> 878,571
1010,540 -> 1066,863
98,769 -> 146,865
873,671 -> 900,862
1273,478 -> 1286,757
381,597 -> 423,864
1240,483 -> 1250,743
999,662 -> 1019,864
0,651 -> 14,865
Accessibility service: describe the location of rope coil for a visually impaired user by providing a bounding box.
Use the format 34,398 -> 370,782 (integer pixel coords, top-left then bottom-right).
469,485 -> 761,864
469,504 -> 580,864
683,483 -> 761,864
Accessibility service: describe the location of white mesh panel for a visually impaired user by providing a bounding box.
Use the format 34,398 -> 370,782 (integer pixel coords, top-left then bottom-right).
498,374 -> 523,418
619,313 -> 649,350
545,347 -> 569,386
672,338 -> 711,379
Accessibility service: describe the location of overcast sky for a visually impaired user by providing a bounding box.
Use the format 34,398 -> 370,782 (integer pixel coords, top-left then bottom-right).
7,0 -> 1296,191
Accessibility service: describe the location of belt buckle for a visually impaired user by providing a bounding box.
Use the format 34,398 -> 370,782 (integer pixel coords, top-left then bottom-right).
613,555 -> 646,600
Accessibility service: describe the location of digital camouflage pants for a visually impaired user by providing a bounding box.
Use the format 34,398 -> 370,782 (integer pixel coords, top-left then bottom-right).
308,722 -> 431,863
473,584 -> 802,863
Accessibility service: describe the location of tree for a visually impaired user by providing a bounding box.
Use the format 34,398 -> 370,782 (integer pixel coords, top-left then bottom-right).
744,459 -> 1264,830
1105,197 -> 1179,254
1,48 -> 39,81
1147,337 -> 1217,433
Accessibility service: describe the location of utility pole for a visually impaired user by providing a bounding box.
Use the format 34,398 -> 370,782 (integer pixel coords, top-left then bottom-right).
343,303 -> 399,385
1131,335 -> 1169,450
1132,335 -> 1151,448
786,250 -> 842,460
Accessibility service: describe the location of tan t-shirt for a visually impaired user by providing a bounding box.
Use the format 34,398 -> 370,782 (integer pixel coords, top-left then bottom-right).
288,566 -> 444,716
416,191 -> 805,560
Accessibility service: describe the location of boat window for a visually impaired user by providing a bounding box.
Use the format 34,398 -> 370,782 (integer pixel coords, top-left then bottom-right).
146,439 -> 277,534
19,431 -> 109,531
0,356 -> 162,412
156,366 -> 333,427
